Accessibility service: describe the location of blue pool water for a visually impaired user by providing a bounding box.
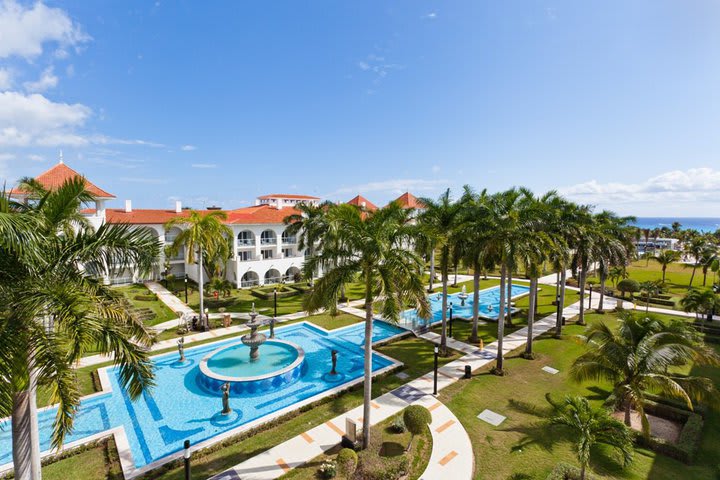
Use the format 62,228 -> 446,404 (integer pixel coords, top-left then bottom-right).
0,320 -> 403,471
206,341 -> 298,377
399,284 -> 531,329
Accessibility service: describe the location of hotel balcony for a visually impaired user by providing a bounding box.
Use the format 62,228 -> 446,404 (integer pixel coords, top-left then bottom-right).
237,239 -> 255,247
260,238 -> 277,245
281,236 -> 297,245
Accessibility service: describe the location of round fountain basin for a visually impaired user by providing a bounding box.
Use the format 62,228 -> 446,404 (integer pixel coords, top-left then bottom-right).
199,340 -> 305,395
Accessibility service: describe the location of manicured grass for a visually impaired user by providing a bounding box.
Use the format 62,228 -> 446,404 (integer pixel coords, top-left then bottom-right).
42,440 -> 122,480
438,312 -> 720,479
280,412 -> 433,479
115,284 -> 177,326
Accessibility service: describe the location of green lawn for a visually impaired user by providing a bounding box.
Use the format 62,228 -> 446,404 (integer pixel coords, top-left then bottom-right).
438,312 -> 720,479
115,284 -> 177,326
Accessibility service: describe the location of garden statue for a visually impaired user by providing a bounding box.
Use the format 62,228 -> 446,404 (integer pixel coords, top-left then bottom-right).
221,382 -> 232,415
330,349 -> 338,375
177,336 -> 185,362
458,285 -> 469,306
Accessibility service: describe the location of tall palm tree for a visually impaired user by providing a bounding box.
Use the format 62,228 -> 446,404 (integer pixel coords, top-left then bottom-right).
418,189 -> 461,355
680,287 -> 720,322
651,249 -> 680,284
570,312 -> 719,436
165,210 -> 232,330
304,203 -> 430,449
684,237 -> 707,287
1,178 -> 160,480
593,212 -> 635,312
546,395 -> 633,480
699,243 -> 719,287
638,280 -> 660,313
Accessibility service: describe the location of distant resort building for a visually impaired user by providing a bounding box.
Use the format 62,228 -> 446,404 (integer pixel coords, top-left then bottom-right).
10,161 -> 422,287
634,237 -> 681,254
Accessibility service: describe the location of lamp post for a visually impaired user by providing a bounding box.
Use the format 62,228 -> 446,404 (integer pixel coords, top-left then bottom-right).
204,307 -> 209,331
271,288 -> 277,338
183,439 -> 191,480
433,345 -> 439,395
184,275 -> 188,304
588,284 -> 593,310
448,302 -> 454,338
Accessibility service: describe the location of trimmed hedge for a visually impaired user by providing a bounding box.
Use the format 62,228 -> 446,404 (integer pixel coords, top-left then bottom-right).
545,462 -> 597,480
249,288 -> 300,300
632,398 -> 704,464
632,295 -> 676,307
133,294 -> 157,301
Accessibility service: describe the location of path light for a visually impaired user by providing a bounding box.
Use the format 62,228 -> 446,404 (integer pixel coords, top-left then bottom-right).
433,345 -> 439,395
184,275 -> 188,303
449,302 -> 454,338
204,307 -> 209,331
183,440 -> 191,480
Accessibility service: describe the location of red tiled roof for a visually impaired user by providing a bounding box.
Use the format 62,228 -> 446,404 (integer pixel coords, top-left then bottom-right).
87,204 -> 299,225
225,205 -> 301,224
346,195 -> 378,211
391,192 -> 424,209
11,162 -> 115,198
257,193 -> 320,200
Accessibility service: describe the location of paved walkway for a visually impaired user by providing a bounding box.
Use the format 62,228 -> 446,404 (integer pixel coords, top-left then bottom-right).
144,281 -> 195,316
209,294 -> 609,480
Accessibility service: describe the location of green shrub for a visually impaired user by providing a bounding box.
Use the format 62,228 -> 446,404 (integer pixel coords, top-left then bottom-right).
133,294 -> 157,302
545,462 -> 598,480
318,460 -> 337,479
336,448 -> 358,477
389,415 -> 406,433
617,279 -> 640,298
249,288 -> 300,300
403,405 -> 431,436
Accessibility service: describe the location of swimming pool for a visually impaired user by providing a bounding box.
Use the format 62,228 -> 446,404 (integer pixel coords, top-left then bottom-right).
0,320 -> 405,477
396,284 -> 531,331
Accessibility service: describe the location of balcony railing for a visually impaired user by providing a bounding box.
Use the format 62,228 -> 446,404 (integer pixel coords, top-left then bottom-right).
237,238 -> 255,247
281,236 -> 297,245
240,279 -> 259,287
237,254 -> 255,262
260,237 -> 277,245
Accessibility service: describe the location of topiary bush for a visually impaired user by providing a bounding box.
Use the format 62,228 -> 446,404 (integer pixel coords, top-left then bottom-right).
336,448 -> 358,478
403,405 -> 431,449
133,294 -> 157,302
389,415 -> 406,433
617,279 -> 640,299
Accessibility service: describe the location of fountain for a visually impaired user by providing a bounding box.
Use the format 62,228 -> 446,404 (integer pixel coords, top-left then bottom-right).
458,285 -> 469,306
241,303 -> 267,361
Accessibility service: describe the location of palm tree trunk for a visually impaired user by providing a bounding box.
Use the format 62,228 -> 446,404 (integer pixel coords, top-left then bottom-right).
362,295 -> 374,449
12,367 -> 41,480
662,265 -> 666,283
505,270 -> 513,328
441,268 -> 448,356
578,260 -> 586,326
624,401 -> 632,427
525,276 -> 537,357
470,267 -> 480,343
496,264 -> 507,374
598,270 -> 606,311
555,269 -> 567,338
428,250 -> 435,292
580,464 -> 586,480
453,263 -> 458,286
199,245 -> 206,330
690,264 -> 697,287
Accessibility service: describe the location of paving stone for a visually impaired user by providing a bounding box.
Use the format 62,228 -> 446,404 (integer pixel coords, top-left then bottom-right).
542,366 -> 559,375
477,409 -> 506,426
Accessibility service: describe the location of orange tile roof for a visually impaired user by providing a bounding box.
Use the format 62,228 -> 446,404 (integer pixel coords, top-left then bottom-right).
86,204 -> 299,225
346,195 -> 378,211
257,193 -> 320,200
391,192 -> 424,209
225,205 -> 301,224
11,162 -> 115,198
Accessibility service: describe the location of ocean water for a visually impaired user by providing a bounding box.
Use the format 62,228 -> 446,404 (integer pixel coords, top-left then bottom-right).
632,218 -> 720,233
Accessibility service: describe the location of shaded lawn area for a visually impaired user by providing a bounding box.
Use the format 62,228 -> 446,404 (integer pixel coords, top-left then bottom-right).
115,284 -> 177,326
280,411 -> 433,480
439,313 -> 719,480
42,439 -> 122,480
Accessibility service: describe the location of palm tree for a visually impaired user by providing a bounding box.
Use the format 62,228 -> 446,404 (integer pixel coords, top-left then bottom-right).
284,200 -> 333,285
699,244 -> 719,287
165,210 -> 232,330
608,265 -> 628,288
638,280 -> 660,313
593,212 -> 634,312
681,287 -> 720,322
1,178 -> 160,480
651,249 -> 680,283
546,395 -> 633,480
570,312 -> 719,436
684,237 -> 707,287
417,189 -> 461,355
304,203 -> 430,449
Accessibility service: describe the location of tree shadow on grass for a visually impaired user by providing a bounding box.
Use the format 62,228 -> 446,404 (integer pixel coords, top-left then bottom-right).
501,398 -> 574,454
584,385 -> 612,402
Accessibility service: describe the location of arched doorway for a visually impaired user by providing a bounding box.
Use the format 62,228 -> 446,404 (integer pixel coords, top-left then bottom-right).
264,269 -> 281,284
241,271 -> 259,288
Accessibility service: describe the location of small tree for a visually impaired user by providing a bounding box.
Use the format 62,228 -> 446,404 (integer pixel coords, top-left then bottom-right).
617,278 -> 640,300
639,280 -> 660,313
403,405 -> 432,450
336,448 -> 358,478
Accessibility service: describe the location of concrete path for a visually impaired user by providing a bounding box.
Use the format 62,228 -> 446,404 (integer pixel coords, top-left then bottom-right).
209,294 -> 608,480
144,281 -> 195,316
417,397 -> 474,480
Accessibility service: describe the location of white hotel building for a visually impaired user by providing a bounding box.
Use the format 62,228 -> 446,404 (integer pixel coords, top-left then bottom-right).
11,162 -> 421,288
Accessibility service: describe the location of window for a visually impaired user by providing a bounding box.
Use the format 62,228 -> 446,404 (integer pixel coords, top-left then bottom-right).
238,251 -> 252,261
282,248 -> 293,258
262,250 -> 273,260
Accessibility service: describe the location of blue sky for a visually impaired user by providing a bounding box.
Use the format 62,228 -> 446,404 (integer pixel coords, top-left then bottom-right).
1,1 -> 720,216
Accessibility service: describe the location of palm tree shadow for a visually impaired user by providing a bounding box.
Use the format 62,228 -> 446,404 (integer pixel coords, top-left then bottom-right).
585,385 -> 612,402
501,398 -> 573,453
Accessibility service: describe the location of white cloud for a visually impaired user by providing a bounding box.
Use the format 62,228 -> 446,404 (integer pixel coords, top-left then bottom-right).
559,167 -> 720,208
181,144 -> 196,151
356,54 -> 404,85
27,154 -> 43,162
431,165 -> 440,173
191,163 -> 216,169
0,0 -> 90,60
0,68 -> 13,90
23,66 -> 58,92
423,12 -> 437,20
331,178 -> 448,196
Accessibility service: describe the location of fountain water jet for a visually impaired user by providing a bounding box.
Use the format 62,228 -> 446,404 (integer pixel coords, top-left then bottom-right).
241,304 -> 267,360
